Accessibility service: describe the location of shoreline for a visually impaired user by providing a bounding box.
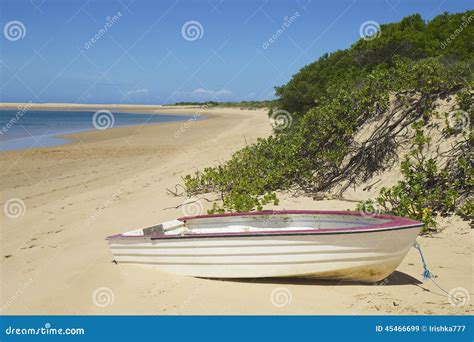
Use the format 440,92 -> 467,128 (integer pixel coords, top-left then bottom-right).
0,102 -> 208,113
0,105 -> 277,314
0,103 -> 216,152
0,105 -> 471,315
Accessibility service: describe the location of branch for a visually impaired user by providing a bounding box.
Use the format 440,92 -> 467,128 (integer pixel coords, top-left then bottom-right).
162,197 -> 220,210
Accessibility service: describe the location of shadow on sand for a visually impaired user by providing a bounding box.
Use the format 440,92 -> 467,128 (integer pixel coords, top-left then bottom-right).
210,271 -> 422,286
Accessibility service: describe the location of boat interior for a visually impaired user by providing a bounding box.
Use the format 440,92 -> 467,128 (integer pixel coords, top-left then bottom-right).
121,213 -> 392,237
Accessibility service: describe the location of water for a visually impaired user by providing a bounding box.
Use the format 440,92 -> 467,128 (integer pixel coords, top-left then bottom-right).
0,110 -> 199,151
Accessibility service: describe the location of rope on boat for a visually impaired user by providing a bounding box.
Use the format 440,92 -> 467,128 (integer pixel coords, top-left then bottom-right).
413,241 -> 451,298
413,241 -> 433,280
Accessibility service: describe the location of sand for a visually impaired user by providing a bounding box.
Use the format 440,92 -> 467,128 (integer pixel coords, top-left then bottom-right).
0,104 -> 472,315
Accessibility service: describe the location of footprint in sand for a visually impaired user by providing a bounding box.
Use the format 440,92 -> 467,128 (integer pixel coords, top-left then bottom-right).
21,245 -> 36,250
46,229 -> 63,234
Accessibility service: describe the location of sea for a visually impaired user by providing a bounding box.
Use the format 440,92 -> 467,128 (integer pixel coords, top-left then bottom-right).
0,109 -> 198,151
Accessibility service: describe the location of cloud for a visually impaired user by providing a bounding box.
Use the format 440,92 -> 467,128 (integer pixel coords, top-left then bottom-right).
126,88 -> 149,96
168,88 -> 233,103
192,88 -> 232,97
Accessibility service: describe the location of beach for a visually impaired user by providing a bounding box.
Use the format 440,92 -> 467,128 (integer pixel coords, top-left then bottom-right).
0,104 -> 472,315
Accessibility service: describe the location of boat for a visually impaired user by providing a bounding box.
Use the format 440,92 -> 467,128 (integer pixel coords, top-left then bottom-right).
106,210 -> 423,283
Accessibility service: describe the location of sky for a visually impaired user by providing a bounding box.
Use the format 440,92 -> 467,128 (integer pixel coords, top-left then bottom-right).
0,0 -> 472,104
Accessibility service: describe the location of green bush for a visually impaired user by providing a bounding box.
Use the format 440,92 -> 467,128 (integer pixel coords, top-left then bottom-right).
182,11 -> 473,226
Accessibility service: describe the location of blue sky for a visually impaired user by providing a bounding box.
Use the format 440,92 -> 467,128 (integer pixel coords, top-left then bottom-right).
0,0 -> 472,104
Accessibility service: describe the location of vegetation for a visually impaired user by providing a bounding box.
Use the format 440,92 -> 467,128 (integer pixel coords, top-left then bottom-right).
182,11 -> 473,230
275,12 -> 474,115
357,119 -> 472,231
171,100 -> 276,109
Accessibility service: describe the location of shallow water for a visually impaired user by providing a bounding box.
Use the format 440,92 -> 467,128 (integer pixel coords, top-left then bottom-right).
0,110 -> 197,151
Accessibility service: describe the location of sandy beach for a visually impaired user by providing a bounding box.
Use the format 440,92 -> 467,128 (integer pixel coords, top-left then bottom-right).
0,104 -> 472,315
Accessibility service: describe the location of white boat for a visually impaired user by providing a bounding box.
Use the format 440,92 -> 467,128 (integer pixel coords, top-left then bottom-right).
106,210 -> 423,282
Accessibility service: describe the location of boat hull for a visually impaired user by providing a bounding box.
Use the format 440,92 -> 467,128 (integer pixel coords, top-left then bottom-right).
108,225 -> 421,282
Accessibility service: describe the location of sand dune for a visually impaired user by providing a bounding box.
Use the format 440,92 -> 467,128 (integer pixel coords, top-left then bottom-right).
0,104 -> 471,314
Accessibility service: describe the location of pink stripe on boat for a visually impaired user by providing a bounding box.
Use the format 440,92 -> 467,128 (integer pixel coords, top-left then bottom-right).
107,210 -> 423,240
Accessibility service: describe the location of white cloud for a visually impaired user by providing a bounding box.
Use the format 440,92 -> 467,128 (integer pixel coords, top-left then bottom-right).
168,88 -> 233,103
192,88 -> 232,97
126,88 -> 149,96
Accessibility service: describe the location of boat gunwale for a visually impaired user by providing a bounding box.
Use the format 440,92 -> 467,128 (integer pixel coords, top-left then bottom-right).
106,210 -> 423,240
